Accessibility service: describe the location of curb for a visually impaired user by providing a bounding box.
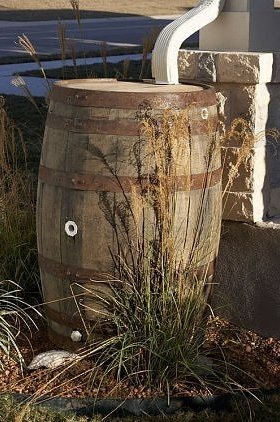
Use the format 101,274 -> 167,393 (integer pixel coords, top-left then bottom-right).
6,388 -> 280,418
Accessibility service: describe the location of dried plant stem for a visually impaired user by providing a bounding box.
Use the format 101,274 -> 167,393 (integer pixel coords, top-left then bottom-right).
139,27 -> 161,79
70,0 -> 88,70
99,41 -> 108,78
11,76 -> 43,114
57,20 -> 68,79
17,34 -> 51,90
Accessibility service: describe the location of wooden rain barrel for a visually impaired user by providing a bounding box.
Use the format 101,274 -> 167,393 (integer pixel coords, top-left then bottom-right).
36,79 -> 221,349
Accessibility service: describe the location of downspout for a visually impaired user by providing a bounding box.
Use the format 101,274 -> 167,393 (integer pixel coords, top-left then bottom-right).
152,0 -> 226,85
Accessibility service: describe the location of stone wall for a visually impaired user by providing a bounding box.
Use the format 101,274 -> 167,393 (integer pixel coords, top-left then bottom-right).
178,50 -> 280,222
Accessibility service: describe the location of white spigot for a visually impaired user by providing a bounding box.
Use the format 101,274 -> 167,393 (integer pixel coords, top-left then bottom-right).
152,0 -> 226,85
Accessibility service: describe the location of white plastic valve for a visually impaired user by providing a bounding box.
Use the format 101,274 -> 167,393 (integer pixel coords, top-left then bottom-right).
71,330 -> 82,342
65,220 -> 78,237
201,108 -> 209,120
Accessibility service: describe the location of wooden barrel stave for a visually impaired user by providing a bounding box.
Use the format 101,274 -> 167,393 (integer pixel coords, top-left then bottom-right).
41,130 -> 220,179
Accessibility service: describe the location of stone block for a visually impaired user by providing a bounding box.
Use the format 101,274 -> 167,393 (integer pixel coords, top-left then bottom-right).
229,84 -> 256,129
222,147 -> 255,193
222,142 -> 268,220
178,50 -> 274,84
217,53 -> 273,84
254,84 -> 271,133
222,192 -> 254,222
213,220 -> 280,339
178,50 -> 197,80
196,52 -> 218,82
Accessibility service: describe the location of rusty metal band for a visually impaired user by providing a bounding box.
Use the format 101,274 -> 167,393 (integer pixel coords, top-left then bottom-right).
45,305 -> 86,330
39,253 -> 216,284
46,306 -> 109,333
38,165 -> 222,193
51,80 -> 217,108
38,254 -> 115,282
46,112 -> 218,136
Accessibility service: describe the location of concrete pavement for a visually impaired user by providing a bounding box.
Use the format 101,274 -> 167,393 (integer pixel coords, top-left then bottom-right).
0,15 -> 198,58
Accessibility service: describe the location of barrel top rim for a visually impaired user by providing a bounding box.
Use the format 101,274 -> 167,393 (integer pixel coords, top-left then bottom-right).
53,78 -> 208,94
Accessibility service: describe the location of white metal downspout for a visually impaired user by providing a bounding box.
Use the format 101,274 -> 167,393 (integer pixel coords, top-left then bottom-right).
152,0 -> 226,85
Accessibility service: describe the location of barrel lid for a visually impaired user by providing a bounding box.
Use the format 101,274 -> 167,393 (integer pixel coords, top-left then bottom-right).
54,79 -> 203,93
51,78 -> 216,108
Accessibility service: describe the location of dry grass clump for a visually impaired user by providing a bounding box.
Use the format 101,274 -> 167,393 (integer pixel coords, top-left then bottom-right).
65,105 -> 232,396
0,96 -> 42,380
0,97 -> 38,291
221,118 -> 256,196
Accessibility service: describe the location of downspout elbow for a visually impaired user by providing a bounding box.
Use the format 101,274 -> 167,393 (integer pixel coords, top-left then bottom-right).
152,0 -> 226,85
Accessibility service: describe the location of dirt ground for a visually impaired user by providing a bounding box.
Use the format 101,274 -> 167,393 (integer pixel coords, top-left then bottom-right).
0,316 -> 279,400
0,1 -> 197,20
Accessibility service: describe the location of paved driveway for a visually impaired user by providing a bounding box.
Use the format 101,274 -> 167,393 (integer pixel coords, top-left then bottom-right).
0,16 -> 198,58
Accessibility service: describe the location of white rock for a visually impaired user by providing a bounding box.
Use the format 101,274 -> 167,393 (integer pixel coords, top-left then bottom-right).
71,330 -> 82,342
28,350 -> 79,370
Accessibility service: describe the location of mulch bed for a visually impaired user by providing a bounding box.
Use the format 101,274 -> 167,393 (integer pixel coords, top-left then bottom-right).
0,316 -> 279,400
